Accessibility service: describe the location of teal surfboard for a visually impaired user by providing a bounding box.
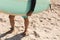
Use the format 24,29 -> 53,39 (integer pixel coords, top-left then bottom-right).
0,0 -> 50,17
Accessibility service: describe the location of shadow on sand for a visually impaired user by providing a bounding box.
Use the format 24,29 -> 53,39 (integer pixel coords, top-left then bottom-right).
0,33 -> 26,40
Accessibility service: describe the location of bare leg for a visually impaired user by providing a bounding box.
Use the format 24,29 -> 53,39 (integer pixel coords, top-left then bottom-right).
2,15 -> 15,37
0,15 -> 15,38
8,15 -> 15,33
22,17 -> 29,36
22,0 -> 36,36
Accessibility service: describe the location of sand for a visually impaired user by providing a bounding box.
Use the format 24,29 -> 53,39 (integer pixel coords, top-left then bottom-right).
0,0 -> 60,40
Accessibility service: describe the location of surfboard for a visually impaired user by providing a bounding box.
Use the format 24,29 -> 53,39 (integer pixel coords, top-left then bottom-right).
0,0 -> 50,17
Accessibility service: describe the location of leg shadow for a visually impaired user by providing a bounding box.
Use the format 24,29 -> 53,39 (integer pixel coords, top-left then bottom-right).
5,33 -> 26,40
0,32 -> 26,40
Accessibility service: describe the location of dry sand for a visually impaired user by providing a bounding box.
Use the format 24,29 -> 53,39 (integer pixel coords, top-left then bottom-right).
0,0 -> 60,40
